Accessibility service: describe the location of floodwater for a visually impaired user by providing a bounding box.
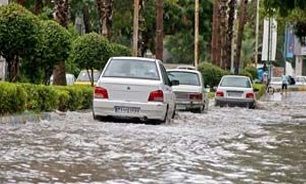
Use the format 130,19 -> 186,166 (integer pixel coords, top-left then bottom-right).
1,92 -> 306,184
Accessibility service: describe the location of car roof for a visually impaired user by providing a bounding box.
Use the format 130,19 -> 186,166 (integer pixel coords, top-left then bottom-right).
111,56 -> 158,62
175,65 -> 196,70
167,69 -> 201,74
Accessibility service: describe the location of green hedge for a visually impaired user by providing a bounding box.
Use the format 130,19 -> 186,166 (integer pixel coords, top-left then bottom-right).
198,62 -> 230,88
0,82 -> 93,115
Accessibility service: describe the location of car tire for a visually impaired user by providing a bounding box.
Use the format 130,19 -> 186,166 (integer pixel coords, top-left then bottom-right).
161,106 -> 171,124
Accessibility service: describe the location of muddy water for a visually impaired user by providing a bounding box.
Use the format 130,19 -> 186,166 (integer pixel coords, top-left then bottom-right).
1,92 -> 306,184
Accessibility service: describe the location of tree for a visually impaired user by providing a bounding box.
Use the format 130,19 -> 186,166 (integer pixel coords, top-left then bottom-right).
53,0 -> 70,86
0,3 -> 39,82
96,0 -> 113,39
22,20 -> 71,84
111,43 -> 132,56
234,0 -> 248,74
70,33 -> 113,86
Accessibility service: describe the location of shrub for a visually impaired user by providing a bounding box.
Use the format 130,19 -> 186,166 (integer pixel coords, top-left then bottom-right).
198,62 -> 230,88
242,65 -> 257,80
0,82 -> 27,115
0,82 -> 93,115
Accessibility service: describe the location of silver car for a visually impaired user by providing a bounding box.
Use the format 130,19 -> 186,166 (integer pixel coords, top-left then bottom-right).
92,57 -> 178,123
215,75 -> 257,108
167,69 -> 209,113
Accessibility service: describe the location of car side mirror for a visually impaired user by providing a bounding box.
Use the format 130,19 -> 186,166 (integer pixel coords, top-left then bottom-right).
170,80 -> 179,86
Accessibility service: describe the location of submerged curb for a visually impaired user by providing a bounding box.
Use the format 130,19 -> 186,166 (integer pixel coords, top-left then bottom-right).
0,112 -> 51,125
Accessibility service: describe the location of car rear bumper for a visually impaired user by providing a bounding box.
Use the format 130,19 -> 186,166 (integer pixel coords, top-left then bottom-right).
215,97 -> 255,107
93,99 -> 167,121
175,101 -> 204,110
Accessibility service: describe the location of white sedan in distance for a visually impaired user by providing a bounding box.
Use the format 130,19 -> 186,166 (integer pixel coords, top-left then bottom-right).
215,75 -> 258,108
167,69 -> 209,113
93,57 -> 179,124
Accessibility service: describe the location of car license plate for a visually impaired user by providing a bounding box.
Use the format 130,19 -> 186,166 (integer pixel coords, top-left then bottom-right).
227,92 -> 242,97
114,106 -> 140,114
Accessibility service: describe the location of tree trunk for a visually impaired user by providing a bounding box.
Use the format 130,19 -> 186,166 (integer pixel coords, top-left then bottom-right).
96,0 -> 113,39
226,0 -> 236,71
211,0 -> 220,66
53,0 -> 69,86
138,0 -> 145,56
155,0 -> 163,60
35,0 -> 43,15
219,0 -> 227,69
234,0 -> 248,74
16,0 -> 25,5
7,55 -> 19,82
82,4 -> 92,33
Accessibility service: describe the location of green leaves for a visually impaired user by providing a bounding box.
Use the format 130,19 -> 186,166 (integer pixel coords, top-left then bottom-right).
71,32 -> 112,71
0,3 -> 39,60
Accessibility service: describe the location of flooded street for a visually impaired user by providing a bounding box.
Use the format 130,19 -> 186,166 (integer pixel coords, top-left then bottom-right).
1,92 -> 306,184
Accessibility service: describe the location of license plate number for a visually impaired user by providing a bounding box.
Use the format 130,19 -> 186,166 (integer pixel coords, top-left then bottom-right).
114,106 -> 140,114
228,92 -> 242,97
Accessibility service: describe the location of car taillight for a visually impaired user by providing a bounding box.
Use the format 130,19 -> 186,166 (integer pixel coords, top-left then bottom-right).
216,91 -> 224,97
189,93 -> 203,100
94,87 -> 108,99
148,90 -> 164,102
246,92 -> 255,98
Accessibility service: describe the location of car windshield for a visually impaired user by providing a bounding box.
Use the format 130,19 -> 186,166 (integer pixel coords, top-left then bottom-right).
76,70 -> 100,82
220,77 -> 251,88
167,71 -> 200,86
103,59 -> 160,80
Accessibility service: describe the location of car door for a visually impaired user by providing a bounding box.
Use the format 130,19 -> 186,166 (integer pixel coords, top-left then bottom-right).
158,62 -> 175,112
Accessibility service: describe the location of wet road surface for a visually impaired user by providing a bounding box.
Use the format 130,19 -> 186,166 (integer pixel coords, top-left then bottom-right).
1,92 -> 306,184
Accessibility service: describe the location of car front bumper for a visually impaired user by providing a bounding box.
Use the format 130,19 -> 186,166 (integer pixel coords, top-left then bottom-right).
93,99 -> 167,121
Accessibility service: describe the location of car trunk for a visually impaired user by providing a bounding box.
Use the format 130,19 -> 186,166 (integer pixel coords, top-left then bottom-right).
99,78 -> 162,102
172,85 -> 202,100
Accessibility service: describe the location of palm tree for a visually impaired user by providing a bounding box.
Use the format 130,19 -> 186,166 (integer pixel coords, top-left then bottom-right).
234,0 -> 248,74
96,0 -> 113,39
52,0 -> 69,85
211,0 -> 220,66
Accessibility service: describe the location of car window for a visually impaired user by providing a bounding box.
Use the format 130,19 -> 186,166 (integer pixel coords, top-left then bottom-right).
159,63 -> 171,86
77,71 -> 100,82
103,59 -> 160,80
220,77 -> 251,88
167,71 -> 200,86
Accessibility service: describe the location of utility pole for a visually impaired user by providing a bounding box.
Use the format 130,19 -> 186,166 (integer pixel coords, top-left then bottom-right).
194,0 -> 199,68
156,0 -> 163,60
255,0 -> 260,69
132,0 -> 139,57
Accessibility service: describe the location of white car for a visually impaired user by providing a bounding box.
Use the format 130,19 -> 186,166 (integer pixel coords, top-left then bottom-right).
92,57 -> 178,123
215,75 -> 258,108
295,76 -> 306,86
167,69 -> 208,113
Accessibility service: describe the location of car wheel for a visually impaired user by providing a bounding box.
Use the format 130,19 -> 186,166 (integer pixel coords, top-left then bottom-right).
171,105 -> 176,118
161,106 -> 171,124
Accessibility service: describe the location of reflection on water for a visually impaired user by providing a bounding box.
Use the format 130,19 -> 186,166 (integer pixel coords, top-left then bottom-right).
1,94 -> 306,183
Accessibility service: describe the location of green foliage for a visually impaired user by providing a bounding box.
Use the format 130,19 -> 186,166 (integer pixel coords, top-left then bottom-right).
22,20 -> 71,84
71,32 -> 112,70
0,3 -> 39,77
0,82 -> 93,115
198,62 -> 230,88
253,83 -> 266,100
71,33 -> 112,86
111,43 -> 132,57
0,82 -> 27,115
241,65 -> 258,80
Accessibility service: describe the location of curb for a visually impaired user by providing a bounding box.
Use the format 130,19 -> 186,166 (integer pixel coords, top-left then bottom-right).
0,112 -> 51,125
